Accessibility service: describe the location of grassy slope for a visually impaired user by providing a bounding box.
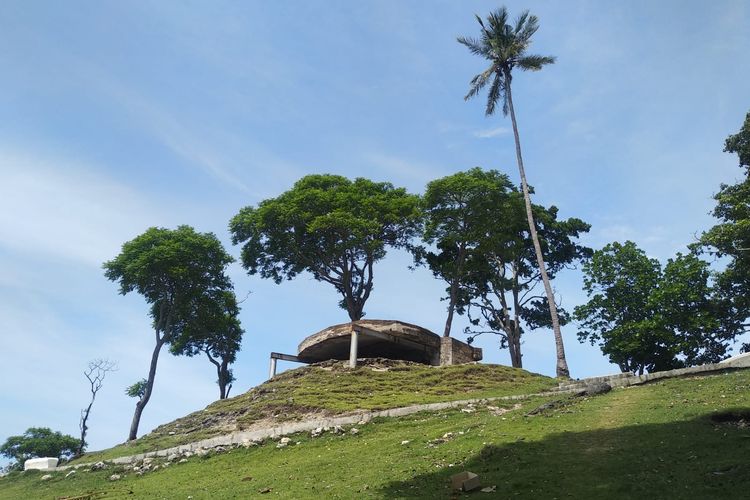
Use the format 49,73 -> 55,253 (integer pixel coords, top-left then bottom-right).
77,362 -> 556,462
3,369 -> 750,499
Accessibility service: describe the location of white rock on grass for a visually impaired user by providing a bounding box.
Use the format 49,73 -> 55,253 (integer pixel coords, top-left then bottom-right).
40,474 -> 53,481
109,474 -> 121,481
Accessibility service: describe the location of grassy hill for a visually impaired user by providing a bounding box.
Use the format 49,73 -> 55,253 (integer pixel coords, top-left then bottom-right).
2,363 -> 750,499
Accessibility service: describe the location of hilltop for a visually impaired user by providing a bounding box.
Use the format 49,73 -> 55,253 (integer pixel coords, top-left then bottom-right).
78,360 -> 557,462
2,364 -> 750,499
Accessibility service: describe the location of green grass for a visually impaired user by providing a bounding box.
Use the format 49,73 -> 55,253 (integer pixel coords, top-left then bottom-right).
3,368 -> 749,499
75,361 -> 555,462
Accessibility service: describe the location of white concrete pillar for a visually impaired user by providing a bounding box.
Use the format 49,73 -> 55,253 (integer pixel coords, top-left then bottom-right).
349,328 -> 359,368
269,357 -> 277,379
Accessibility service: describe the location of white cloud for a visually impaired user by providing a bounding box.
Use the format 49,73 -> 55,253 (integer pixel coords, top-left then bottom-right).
0,149 -> 170,267
474,126 -> 510,139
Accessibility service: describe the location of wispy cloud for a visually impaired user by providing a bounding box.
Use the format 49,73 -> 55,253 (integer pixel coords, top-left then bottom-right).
474,126 -> 510,139
0,149 -> 171,267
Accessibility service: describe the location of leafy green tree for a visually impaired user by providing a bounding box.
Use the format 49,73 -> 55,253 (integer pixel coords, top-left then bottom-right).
417,168 -> 514,337
230,174 -> 422,321
462,193 -> 591,367
1,428 -> 78,470
459,7 -> 570,377
574,242 -> 735,374
696,111 -> 750,350
104,225 -> 234,441
170,290 -> 244,400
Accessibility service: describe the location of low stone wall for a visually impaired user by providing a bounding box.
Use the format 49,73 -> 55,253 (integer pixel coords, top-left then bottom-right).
558,354 -> 750,392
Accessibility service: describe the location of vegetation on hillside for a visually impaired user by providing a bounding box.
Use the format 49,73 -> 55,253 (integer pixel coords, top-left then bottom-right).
76,361 -> 555,462
3,369 -> 749,499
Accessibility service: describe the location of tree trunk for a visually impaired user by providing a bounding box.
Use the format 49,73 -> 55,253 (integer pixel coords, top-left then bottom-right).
443,245 -> 467,338
128,333 -> 165,441
505,76 -> 570,378
78,402 -> 93,456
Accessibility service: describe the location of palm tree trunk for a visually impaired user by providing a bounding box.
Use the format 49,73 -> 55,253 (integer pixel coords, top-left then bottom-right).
505,78 -> 570,378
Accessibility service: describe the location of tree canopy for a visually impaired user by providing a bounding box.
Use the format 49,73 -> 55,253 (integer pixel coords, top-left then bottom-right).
1,428 -> 78,470
230,174 -> 422,320
418,168 -> 515,337
697,111 -> 750,350
170,290 -> 244,399
462,193 -> 591,367
574,241 -> 735,374
104,225 -> 235,440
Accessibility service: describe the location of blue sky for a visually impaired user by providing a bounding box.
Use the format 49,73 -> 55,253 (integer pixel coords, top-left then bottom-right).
1,0 -> 748,459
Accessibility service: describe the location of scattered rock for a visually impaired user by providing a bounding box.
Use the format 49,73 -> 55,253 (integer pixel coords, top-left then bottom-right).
450,471 -> 481,492
167,453 -> 178,461
179,458 -> 189,464
258,487 -> 272,494
41,474 -> 53,481
331,426 -> 344,434
400,440 -> 410,445
91,461 -> 108,471
65,470 -> 76,478
481,485 -> 497,493
350,427 -> 359,435
277,437 -> 291,448
143,457 -> 154,465
168,431 -> 176,435
241,476 -> 253,482
310,427 -> 324,438
109,474 -> 121,481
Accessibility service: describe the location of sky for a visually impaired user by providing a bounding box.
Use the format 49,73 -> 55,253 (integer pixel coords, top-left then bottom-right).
1,0 -> 749,460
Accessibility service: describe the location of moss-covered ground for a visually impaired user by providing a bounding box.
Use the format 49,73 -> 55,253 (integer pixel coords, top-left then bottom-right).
2,368 -> 749,499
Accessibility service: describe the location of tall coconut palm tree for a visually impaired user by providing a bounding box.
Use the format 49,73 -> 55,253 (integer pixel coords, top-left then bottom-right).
458,7 -> 570,377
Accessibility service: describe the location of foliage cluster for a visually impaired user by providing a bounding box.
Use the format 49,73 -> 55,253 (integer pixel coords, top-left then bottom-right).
0,428 -> 78,471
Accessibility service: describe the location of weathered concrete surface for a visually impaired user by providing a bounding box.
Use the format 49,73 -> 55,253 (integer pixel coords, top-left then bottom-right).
297,320 -> 481,366
440,336 -> 482,366
24,457 -> 58,471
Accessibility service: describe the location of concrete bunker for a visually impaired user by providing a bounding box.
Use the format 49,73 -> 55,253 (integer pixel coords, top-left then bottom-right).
268,319 -> 482,378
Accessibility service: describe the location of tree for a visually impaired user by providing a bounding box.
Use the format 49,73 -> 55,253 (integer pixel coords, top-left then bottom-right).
230,174 -> 422,321
459,7 -> 570,377
417,168 -> 515,337
463,193 -> 591,368
697,111 -> 750,350
574,242 -> 735,375
78,359 -> 117,457
104,225 -> 234,441
170,290 -> 244,399
1,428 -> 78,470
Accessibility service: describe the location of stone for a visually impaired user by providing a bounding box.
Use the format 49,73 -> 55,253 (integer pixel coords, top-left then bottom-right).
167,453 -> 178,461
109,474 -> 121,481
450,471 -> 481,492
65,470 -> 76,478
179,458 -> 188,464
41,474 -> 53,481
310,427 -> 324,438
400,440 -> 410,445
24,457 -> 59,471
576,382 -> 612,397
90,461 -> 108,471
350,428 -> 359,435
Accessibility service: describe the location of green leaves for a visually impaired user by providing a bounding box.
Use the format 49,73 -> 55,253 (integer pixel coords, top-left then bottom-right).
1,428 -> 79,468
230,174 -> 422,320
574,242 -> 734,374
459,6 -> 554,116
